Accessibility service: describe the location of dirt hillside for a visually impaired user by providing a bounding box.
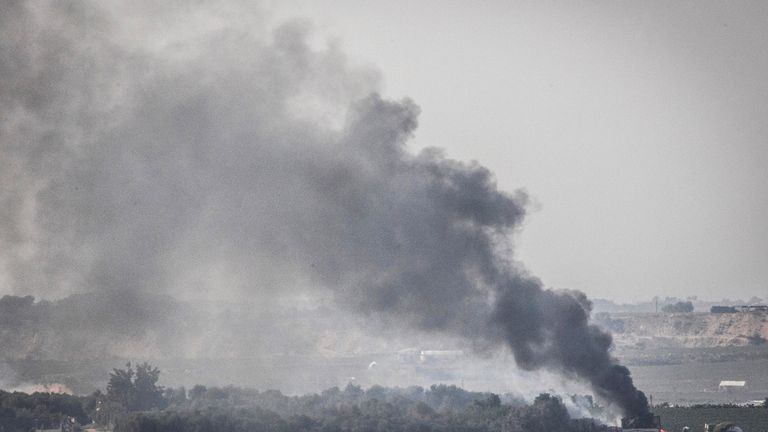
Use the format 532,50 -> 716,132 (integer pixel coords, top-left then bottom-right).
601,312 -> 768,347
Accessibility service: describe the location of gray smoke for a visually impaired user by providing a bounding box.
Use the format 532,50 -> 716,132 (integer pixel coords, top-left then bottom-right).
0,1 -> 647,416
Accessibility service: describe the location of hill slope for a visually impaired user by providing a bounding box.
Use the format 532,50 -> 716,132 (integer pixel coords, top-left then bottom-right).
600,312 -> 768,347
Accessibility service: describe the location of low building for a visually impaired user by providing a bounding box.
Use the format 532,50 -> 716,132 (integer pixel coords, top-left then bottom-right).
711,306 -> 737,313
711,422 -> 744,432
419,350 -> 464,363
718,380 -> 746,391
711,305 -> 768,313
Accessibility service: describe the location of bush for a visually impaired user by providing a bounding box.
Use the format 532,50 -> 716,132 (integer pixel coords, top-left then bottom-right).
662,301 -> 694,313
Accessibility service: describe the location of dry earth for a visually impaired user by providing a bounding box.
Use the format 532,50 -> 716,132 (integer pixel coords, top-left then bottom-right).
602,312 -> 768,348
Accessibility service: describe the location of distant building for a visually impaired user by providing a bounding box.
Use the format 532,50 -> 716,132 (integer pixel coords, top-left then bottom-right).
711,305 -> 768,313
396,348 -> 465,363
739,305 -> 768,312
711,422 -> 743,432
419,350 -> 463,363
718,380 -> 747,391
396,348 -> 421,363
711,306 -> 737,313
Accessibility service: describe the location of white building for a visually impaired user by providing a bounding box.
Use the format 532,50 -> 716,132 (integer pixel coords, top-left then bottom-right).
718,380 -> 746,391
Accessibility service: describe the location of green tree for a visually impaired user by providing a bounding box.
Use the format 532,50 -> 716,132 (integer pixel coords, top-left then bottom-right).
519,393 -> 570,432
106,362 -> 165,412
134,362 -> 165,411
163,387 -> 187,407
188,385 -> 207,402
107,363 -> 137,410
662,301 -> 694,313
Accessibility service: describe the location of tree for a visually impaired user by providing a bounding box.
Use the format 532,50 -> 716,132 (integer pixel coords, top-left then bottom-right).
662,301 -> 694,313
163,387 -> 187,407
519,393 -> 570,432
106,362 -> 165,412
188,385 -> 207,402
107,363 -> 136,410
134,363 -> 165,411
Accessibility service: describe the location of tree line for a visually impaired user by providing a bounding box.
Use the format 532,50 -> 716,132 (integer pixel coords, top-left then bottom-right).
3,363 -> 766,431
2,363 -> 611,432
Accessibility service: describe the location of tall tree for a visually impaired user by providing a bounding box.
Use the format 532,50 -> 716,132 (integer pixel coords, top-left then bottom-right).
107,363 -> 136,410
106,362 -> 165,411
134,362 -> 165,411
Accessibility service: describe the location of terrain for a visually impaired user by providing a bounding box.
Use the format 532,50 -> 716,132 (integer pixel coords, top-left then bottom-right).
655,405 -> 768,432
596,311 -> 768,348
3,295 -> 768,409
2,367 -> 766,432
600,311 -> 768,406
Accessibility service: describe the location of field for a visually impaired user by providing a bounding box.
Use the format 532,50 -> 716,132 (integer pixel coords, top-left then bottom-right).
655,406 -> 768,432
617,346 -> 768,405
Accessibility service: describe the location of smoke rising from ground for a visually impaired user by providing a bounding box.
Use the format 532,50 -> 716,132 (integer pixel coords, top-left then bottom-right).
0,1 -> 647,416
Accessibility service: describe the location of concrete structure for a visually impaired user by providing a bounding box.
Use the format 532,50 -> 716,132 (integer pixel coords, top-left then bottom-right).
718,380 -> 746,391
419,350 -> 464,363
711,305 -> 768,313
712,422 -> 743,432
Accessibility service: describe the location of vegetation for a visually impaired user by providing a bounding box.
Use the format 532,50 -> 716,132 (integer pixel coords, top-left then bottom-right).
106,362 -> 165,412
661,301 -> 694,314
1,363 -> 766,432
0,390 -> 87,430
0,364 -> 609,432
654,404 -> 768,431
110,390 -> 597,432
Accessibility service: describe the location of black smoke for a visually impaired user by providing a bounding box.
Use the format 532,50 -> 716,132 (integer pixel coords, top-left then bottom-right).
493,280 -> 649,416
0,1 -> 647,416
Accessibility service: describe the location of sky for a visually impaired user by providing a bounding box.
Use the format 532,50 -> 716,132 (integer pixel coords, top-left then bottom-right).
270,1 -> 768,302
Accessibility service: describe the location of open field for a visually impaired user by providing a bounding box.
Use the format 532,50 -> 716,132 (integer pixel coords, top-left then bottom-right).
614,346 -> 768,405
655,406 -> 768,432
628,356 -> 768,405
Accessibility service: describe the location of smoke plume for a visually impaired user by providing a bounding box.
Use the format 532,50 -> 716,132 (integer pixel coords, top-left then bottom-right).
0,1 -> 647,416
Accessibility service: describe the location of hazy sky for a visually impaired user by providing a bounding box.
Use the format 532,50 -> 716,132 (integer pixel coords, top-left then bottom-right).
270,1 -> 768,302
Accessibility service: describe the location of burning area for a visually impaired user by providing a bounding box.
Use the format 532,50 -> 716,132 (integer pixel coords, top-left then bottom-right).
0,0 -> 647,420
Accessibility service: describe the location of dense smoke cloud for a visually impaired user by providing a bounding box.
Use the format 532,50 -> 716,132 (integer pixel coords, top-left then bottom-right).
0,1 -> 647,416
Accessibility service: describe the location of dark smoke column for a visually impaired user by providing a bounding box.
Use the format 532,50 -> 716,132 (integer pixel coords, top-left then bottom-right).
492,276 -> 650,417
335,96 -> 651,418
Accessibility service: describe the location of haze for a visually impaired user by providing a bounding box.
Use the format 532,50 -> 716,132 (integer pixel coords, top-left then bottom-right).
3,3 -> 768,426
